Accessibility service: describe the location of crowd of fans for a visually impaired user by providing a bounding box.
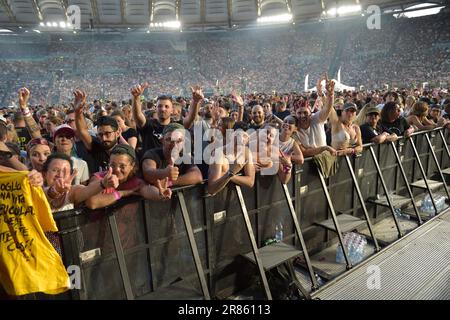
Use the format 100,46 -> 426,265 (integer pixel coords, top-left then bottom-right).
1,12 -> 449,107
1,73 -> 449,298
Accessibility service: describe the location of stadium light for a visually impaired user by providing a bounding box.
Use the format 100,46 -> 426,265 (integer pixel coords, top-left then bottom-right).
393,3 -> 445,18
46,22 -> 52,27
257,13 -> 293,24
40,22 -> 45,27
327,4 -> 361,17
149,20 -> 181,30
59,21 -> 66,28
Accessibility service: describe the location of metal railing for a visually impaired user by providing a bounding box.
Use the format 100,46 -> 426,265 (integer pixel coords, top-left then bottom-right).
54,128 -> 450,300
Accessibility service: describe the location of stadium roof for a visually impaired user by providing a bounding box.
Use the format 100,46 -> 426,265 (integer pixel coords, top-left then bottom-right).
0,0 -> 448,31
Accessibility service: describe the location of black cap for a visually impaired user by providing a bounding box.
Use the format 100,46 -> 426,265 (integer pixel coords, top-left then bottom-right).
343,102 -> 357,111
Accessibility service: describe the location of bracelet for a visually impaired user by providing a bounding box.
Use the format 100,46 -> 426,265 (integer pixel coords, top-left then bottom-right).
226,170 -> 235,178
21,107 -> 31,117
351,148 -> 356,155
282,164 -> 292,174
113,191 -> 121,200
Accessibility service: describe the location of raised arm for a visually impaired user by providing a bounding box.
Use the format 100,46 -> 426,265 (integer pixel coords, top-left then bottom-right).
183,85 -> 204,129
131,83 -> 149,129
73,90 -> 93,151
319,75 -> 336,123
18,87 -> 42,139
231,92 -> 244,122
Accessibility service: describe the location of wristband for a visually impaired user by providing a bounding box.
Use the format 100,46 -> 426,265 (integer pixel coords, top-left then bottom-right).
21,107 -> 31,117
282,164 -> 292,174
113,191 -> 121,200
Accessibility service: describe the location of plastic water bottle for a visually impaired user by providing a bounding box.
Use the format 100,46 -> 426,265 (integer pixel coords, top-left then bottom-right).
315,274 -> 325,287
275,222 -> 283,242
436,196 -> 446,212
421,194 -> 435,217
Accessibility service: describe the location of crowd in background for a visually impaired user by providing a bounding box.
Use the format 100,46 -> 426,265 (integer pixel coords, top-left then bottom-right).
1,12 -> 450,106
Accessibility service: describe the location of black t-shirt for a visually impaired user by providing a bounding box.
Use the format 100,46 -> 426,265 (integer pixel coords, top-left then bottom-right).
15,127 -> 31,151
360,123 -> 392,144
90,138 -> 113,172
138,119 -> 183,153
380,117 -> 410,136
122,127 -> 138,142
74,140 -> 96,175
141,147 -> 196,176
274,110 -> 291,120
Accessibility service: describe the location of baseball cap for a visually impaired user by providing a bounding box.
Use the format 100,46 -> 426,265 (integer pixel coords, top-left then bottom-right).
365,106 -> 380,115
334,98 -> 345,106
53,124 -> 75,139
343,102 -> 357,111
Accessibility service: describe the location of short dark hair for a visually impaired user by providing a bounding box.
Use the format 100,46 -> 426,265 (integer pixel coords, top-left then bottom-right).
157,95 -> 173,102
96,116 -> 119,131
43,152 -> 73,173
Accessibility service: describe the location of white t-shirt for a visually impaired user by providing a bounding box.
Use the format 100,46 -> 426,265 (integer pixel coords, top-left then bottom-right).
72,156 -> 90,185
297,112 -> 327,148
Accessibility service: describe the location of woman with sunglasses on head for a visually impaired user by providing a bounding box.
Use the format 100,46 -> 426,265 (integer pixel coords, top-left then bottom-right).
328,102 -> 363,157
207,122 -> 255,196
279,115 -> 304,165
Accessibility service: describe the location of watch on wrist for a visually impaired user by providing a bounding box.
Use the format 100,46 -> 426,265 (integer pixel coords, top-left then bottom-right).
226,170 -> 235,178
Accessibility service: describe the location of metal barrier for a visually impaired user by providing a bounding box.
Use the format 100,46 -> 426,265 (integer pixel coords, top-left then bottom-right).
54,128 -> 450,300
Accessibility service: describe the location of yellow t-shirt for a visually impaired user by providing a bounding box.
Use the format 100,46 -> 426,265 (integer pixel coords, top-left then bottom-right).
0,171 -> 70,296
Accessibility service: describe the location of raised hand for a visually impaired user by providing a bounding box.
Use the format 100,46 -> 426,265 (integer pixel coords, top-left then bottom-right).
279,151 -> 292,167
18,87 -> 30,108
131,83 -> 149,99
190,85 -> 204,102
73,90 -> 87,115
231,91 -> 243,106
316,76 -> 324,97
54,167 -> 78,194
103,167 -> 119,189
165,164 -> 179,182
324,73 -> 335,94
156,178 -> 172,200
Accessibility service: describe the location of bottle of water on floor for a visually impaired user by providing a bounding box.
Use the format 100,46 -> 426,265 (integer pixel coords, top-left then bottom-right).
275,222 -> 283,242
